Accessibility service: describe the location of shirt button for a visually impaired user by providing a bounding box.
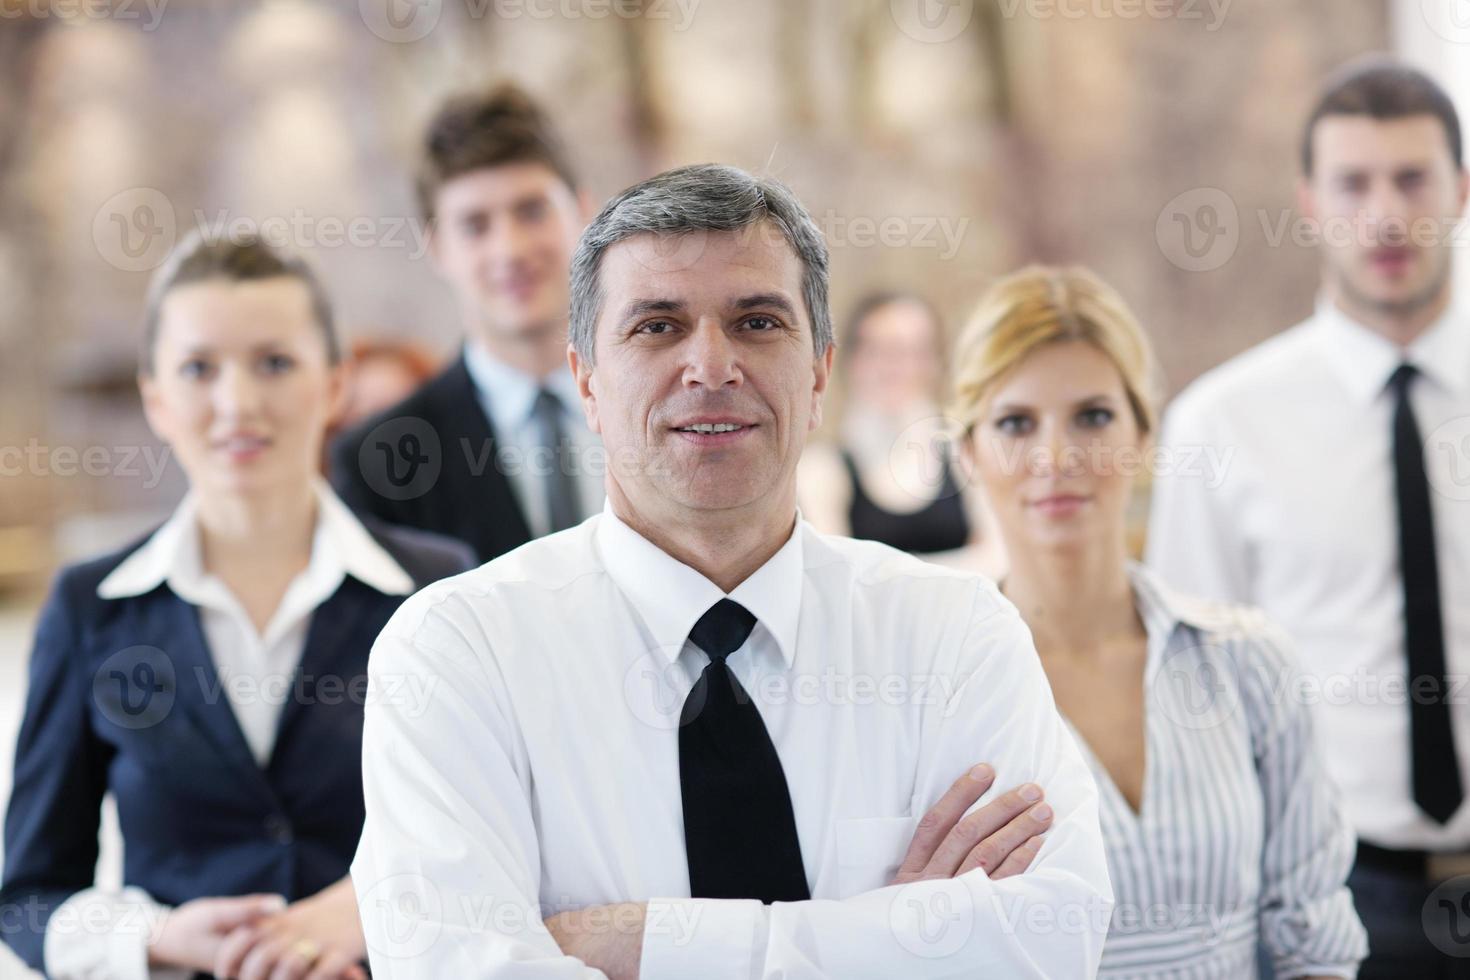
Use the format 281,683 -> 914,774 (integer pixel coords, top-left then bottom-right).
264,814 -> 294,845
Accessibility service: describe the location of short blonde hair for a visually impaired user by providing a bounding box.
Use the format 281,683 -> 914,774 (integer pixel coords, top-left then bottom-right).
948,265 -> 1159,438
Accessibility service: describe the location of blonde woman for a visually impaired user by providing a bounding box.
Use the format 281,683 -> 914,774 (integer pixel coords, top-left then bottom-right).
946,265 -> 1366,978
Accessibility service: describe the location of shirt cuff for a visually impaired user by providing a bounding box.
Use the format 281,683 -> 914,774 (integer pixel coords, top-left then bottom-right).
43,887 -> 190,980
639,898 -> 765,980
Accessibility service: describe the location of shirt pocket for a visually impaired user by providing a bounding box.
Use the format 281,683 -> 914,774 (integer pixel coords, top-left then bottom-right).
834,816 -> 916,898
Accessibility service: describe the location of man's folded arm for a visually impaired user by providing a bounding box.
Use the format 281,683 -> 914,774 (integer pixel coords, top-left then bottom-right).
638,593 -> 1115,980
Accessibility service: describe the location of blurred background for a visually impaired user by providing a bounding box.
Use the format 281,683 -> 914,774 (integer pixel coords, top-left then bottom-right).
0,1 -> 1468,971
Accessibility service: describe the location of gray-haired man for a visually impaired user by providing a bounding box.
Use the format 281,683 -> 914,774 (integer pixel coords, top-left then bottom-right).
351,164 -> 1112,978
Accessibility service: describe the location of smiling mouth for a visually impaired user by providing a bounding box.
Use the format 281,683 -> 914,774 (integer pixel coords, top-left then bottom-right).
676,422 -> 749,434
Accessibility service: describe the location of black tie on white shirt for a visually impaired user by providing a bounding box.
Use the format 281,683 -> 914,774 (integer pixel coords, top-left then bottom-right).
678,598 -> 810,902
1389,363 -> 1463,824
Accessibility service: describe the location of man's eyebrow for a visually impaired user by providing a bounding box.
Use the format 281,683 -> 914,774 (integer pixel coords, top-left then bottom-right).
733,293 -> 798,318
620,298 -> 685,322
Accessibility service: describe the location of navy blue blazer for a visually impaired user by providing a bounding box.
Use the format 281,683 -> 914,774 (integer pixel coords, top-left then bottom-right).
0,516 -> 473,972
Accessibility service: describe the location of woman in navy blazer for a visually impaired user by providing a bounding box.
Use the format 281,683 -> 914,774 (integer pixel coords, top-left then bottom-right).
1,232 -> 473,979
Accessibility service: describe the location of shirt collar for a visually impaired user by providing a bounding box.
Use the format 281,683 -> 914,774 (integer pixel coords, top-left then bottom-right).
462,341 -> 580,428
594,499 -> 804,668
1128,560 -> 1231,642
1314,296 -> 1470,404
97,478 -> 415,602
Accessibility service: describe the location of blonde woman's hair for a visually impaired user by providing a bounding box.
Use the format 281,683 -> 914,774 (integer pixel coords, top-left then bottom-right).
948,265 -> 1160,439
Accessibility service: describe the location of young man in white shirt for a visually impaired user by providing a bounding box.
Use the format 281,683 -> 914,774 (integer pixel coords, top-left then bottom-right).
351,164 -> 1113,978
1148,59 -> 1470,976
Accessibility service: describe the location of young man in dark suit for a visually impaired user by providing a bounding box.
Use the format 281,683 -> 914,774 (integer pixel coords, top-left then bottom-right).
330,84 -> 601,563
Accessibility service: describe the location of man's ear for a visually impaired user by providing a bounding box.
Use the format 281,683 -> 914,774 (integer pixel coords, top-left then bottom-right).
569,341 -> 600,434
1455,165 -> 1469,218
808,343 -> 835,432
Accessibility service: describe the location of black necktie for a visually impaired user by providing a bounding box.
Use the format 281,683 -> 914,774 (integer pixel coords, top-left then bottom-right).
1390,363 -> 1463,824
530,388 -> 580,533
678,599 -> 810,902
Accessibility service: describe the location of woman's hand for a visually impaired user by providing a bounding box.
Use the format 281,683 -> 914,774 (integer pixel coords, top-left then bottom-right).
212,877 -> 367,980
147,894 -> 287,971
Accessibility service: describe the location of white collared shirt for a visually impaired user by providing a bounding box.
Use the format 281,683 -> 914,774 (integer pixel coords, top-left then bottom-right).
351,503 -> 1113,978
44,479 -> 413,980
1147,300 -> 1470,850
461,341 -> 604,537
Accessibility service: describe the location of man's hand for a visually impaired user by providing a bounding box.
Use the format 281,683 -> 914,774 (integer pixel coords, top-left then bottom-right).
544,902 -> 645,980
891,763 -> 1052,884
211,878 -> 368,980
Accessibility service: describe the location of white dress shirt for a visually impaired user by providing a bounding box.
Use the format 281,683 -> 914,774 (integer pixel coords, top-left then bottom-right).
1147,300 -> 1470,851
44,479 -> 413,980
351,502 -> 1113,978
461,341 -> 605,538
1086,564 -> 1365,978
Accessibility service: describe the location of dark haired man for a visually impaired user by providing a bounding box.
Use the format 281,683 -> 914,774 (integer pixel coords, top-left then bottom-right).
331,83 -> 601,562
1150,59 -> 1470,976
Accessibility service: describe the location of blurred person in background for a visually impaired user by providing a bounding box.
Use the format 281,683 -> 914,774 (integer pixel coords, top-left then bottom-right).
0,233 -> 472,979
1148,60 -> 1470,977
331,83 -> 601,563
952,265 -> 1366,979
335,339 -> 440,430
798,292 -> 975,554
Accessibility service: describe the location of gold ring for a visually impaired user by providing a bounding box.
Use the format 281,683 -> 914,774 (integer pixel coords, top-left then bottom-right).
290,938 -> 322,963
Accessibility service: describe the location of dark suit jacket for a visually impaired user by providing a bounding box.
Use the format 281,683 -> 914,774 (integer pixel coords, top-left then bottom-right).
0,518 -> 472,973
329,355 -> 532,564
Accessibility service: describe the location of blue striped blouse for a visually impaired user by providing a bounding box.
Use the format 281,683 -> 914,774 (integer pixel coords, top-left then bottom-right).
1072,564 -> 1368,978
